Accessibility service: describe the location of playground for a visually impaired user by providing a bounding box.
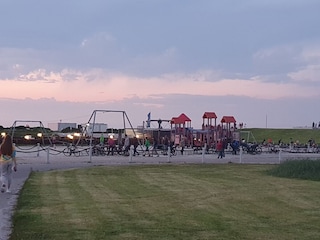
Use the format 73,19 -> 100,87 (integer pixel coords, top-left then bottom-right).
2,110 -> 320,239
3,110 -> 239,159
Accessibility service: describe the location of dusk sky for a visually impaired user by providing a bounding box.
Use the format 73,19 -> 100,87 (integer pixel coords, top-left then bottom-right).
1,0 -> 320,129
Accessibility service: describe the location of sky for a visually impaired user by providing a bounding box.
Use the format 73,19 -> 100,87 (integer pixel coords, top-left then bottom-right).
1,0 -> 320,129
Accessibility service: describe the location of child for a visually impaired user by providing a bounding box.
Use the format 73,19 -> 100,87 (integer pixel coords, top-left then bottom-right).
144,137 -> 151,157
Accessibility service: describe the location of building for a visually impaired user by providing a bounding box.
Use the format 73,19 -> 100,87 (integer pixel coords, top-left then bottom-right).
85,123 -> 108,134
48,122 -> 77,132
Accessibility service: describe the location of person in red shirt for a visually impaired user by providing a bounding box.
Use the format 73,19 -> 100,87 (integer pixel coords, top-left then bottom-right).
216,140 -> 224,159
107,136 -> 115,155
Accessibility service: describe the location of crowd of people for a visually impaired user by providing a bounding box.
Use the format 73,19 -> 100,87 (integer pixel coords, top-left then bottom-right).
99,133 -> 245,158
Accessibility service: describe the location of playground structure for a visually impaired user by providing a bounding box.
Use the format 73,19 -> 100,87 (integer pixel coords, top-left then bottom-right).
6,112 -> 320,160
143,112 -> 238,151
170,113 -> 192,146
192,113 -> 237,149
10,120 -> 53,146
5,110 -> 239,159
7,110 -> 146,160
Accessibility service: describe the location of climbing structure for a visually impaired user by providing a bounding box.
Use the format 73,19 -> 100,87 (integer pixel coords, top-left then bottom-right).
170,113 -> 192,146
220,116 -> 237,140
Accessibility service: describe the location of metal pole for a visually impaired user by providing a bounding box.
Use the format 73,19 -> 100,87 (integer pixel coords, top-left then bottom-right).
129,145 -> 133,163
46,147 -> 50,164
278,149 -> 282,164
37,143 -> 40,157
167,146 -> 171,163
89,111 -> 97,163
89,145 -> 92,163
202,143 -> 206,164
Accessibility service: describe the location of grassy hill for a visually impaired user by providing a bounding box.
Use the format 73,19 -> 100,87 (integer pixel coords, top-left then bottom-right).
239,128 -> 320,145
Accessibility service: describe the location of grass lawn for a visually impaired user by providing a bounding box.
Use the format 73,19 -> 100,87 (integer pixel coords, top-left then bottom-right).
10,164 -> 320,240
240,128 -> 320,144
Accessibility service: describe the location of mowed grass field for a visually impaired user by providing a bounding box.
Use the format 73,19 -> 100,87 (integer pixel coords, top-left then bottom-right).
240,128 -> 320,144
11,164 -> 320,240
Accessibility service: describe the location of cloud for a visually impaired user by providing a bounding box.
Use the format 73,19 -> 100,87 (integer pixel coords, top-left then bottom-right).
288,65 -> 320,83
1,1 -> 320,130
253,45 -> 298,60
17,69 -> 57,83
1,66 -> 318,104
80,32 -> 117,48
128,47 -> 180,76
78,32 -> 125,69
300,45 -> 320,64
133,102 -> 164,109
252,44 -> 303,75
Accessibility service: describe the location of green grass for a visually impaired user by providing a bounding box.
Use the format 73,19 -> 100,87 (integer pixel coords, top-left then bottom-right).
240,128 -> 320,144
11,164 -> 320,240
267,160 -> 320,181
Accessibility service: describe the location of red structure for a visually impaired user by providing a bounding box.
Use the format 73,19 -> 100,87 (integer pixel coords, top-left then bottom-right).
198,112 -> 218,148
191,113 -> 237,149
171,113 -> 192,127
170,113 -> 192,146
220,116 -> 237,139
167,112 -> 237,149
202,112 -> 217,130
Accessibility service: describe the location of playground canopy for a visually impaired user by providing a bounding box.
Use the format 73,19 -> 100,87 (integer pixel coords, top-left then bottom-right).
171,113 -> 191,125
202,112 -> 217,128
202,112 -> 217,119
221,116 -> 236,123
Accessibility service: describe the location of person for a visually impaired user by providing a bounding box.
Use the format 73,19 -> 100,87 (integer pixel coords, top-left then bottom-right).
231,140 -> 239,155
99,133 -> 105,146
151,137 -> 159,157
132,136 -> 139,156
124,134 -> 130,156
143,137 -> 151,157
0,135 -> 17,193
216,139 -> 224,159
163,135 -> 169,154
169,140 -> 176,156
180,136 -> 186,155
107,136 -> 115,155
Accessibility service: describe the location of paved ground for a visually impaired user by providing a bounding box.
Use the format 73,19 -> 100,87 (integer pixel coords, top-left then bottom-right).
1,147 -> 320,240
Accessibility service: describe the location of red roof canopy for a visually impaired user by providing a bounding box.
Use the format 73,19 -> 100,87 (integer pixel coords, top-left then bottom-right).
171,113 -> 191,124
171,117 -> 179,124
221,116 -> 236,123
178,113 -> 191,122
202,112 -> 217,119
